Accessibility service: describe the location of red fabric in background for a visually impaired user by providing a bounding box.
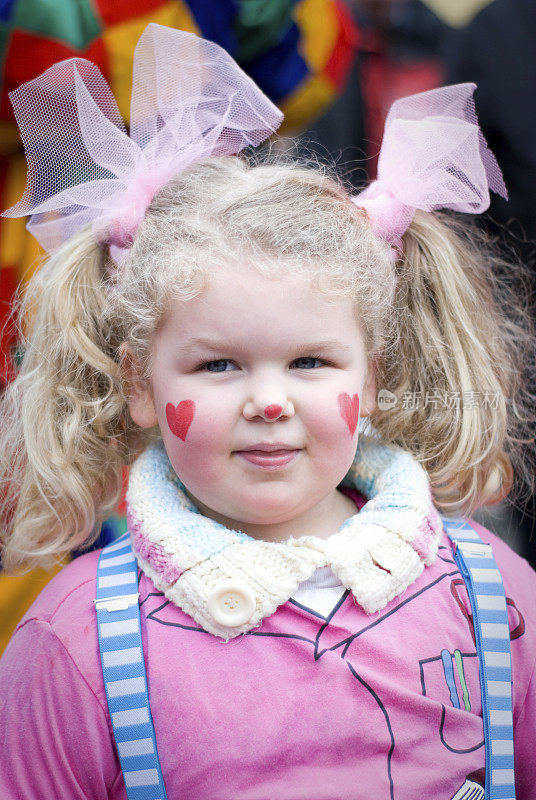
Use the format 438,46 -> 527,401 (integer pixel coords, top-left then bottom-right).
1,31 -> 107,121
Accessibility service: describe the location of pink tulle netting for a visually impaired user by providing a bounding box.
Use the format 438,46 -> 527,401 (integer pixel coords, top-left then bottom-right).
352,83 -> 508,248
1,23 -> 283,260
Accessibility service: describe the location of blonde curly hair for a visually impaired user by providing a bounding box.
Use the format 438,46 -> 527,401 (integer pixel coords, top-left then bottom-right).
1,154 -> 535,571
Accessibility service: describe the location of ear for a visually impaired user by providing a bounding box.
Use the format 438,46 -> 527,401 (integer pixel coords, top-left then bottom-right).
360,364 -> 377,418
120,344 -> 158,429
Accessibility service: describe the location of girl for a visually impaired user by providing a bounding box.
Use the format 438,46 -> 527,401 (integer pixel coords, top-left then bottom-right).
0,22 -> 535,800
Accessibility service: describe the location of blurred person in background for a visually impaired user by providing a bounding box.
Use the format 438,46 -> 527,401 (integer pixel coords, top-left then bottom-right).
295,0 -> 448,185
447,0 -> 536,266
446,0 -> 536,566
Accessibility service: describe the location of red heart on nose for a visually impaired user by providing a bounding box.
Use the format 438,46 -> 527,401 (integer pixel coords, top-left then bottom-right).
165,400 -> 195,441
338,393 -> 359,436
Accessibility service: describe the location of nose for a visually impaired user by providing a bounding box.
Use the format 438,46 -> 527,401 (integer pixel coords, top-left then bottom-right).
243,392 -> 295,422
264,404 -> 284,420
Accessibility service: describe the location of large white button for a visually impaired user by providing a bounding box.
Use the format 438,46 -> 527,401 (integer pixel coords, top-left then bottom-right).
207,581 -> 256,627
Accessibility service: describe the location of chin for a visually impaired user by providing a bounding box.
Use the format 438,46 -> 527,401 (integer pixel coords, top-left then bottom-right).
231,490 -> 304,524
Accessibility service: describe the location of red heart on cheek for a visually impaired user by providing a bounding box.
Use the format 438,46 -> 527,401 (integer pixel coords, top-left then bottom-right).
165,400 -> 195,441
338,393 -> 360,436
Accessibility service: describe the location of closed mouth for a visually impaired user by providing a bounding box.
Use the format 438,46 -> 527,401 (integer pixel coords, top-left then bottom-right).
236,443 -> 299,453
234,447 -> 300,470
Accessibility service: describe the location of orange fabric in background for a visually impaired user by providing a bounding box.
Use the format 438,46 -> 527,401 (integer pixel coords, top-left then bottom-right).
0,565 -> 64,654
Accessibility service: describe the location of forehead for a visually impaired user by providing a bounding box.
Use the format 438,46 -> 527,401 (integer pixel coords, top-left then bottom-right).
160,265 -> 361,346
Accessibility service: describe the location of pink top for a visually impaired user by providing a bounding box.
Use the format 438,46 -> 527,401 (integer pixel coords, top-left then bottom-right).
0,520 -> 535,800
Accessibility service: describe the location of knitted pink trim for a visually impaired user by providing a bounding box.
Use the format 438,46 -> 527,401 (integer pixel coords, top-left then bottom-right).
128,510 -> 185,584
411,501 -> 442,562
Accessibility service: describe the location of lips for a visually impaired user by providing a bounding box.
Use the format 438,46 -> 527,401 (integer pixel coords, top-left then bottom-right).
239,443 -> 297,453
234,443 -> 300,470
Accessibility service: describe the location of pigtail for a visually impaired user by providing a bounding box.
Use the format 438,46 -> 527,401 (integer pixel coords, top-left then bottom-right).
370,210 -> 536,516
0,231 -> 146,572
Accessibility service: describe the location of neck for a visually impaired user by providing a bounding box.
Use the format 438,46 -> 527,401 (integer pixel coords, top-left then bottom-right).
187,487 -> 358,543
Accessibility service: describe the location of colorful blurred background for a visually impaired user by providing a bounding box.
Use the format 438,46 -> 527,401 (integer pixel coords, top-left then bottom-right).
1,0 -> 534,652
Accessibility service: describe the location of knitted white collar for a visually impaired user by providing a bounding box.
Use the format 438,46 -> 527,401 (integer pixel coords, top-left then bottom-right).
127,437 -> 443,640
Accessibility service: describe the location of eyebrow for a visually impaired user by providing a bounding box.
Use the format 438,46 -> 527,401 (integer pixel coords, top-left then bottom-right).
179,337 -> 353,355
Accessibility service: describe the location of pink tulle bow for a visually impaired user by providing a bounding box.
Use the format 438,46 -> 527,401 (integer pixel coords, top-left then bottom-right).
1,23 -> 284,264
351,83 -> 508,256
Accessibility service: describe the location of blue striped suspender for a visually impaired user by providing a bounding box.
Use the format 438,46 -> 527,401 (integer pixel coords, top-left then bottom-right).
94,533 -> 168,800
443,518 -> 516,800
95,524 -> 515,800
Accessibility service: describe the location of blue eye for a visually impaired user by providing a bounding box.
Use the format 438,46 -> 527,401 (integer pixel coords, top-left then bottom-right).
204,359 -> 236,372
291,357 -> 323,369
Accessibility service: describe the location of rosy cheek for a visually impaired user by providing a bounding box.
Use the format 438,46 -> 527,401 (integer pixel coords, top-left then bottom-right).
165,399 -> 195,441
337,392 -> 360,436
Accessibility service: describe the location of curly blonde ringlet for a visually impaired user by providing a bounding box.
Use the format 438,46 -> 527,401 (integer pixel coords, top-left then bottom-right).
371,210 -> 536,515
0,230 -> 144,573
1,154 -> 534,571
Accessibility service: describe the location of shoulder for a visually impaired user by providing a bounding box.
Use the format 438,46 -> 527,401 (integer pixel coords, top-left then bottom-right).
451,518 -> 536,696
464,517 -> 536,604
9,550 -> 107,710
16,549 -> 100,631
0,551 -> 123,798
443,517 -> 536,628
462,519 -> 536,793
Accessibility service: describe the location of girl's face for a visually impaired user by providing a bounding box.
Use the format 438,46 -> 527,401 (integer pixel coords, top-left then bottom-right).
128,265 -> 376,539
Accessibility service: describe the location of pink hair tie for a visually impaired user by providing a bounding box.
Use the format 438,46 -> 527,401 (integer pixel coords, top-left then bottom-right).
351,83 -> 508,258
107,170 -> 169,249
1,23 -> 283,265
